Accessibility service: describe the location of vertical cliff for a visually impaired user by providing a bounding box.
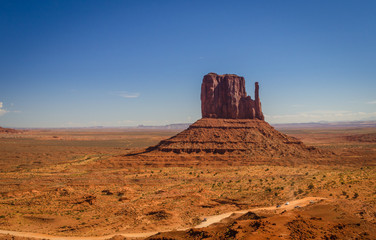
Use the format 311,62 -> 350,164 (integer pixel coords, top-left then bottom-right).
201,73 -> 263,120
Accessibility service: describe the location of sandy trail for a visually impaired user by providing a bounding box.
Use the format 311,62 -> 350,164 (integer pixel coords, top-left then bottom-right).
0,197 -> 325,240
195,196 -> 324,228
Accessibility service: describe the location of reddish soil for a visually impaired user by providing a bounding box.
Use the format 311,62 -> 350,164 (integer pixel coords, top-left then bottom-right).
148,199 -> 376,240
346,133 -> 376,143
0,125 -> 375,239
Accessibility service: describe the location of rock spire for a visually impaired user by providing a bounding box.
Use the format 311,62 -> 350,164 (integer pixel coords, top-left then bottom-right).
201,73 -> 264,120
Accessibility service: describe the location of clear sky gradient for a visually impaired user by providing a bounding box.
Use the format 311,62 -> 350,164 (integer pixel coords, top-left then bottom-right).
1,0 -> 375,128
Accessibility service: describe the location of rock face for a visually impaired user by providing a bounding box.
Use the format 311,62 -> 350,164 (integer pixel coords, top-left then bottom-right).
122,72 -> 326,163
201,73 -> 264,120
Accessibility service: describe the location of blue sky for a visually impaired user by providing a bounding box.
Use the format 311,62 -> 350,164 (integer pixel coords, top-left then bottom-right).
1,0 -> 375,128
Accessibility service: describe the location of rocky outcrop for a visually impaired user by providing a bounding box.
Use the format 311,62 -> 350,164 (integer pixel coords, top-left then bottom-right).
201,73 -> 264,120
122,73 -> 327,164
142,118 -> 319,157
0,127 -> 19,134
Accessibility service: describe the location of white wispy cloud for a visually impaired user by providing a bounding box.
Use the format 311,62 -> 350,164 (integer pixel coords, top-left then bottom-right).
266,110 -> 376,124
112,91 -> 140,98
367,100 -> 376,104
0,101 -> 8,116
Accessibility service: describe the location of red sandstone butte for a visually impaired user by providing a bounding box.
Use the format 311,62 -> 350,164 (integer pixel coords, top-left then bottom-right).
201,73 -> 264,120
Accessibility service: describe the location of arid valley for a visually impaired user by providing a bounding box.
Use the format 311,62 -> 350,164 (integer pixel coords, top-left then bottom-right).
2,1 -> 376,239
0,122 -> 375,240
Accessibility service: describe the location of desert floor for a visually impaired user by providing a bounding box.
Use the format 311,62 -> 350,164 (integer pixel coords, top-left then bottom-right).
0,126 -> 375,239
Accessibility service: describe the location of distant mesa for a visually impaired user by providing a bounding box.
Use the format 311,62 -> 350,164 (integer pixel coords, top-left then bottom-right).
201,73 -> 264,120
0,127 -> 19,134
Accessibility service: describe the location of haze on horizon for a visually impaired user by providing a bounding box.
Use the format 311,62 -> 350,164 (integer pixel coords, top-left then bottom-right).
1,0 -> 375,128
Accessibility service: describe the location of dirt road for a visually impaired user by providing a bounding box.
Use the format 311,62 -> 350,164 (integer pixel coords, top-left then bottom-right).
0,197 -> 325,240
195,196 -> 324,228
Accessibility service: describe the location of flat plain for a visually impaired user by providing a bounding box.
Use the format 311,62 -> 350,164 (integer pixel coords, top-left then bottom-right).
0,125 -> 375,239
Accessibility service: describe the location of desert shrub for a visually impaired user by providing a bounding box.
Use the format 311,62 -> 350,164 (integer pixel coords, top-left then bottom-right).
308,183 -> 314,190
224,228 -> 238,239
187,229 -> 209,238
191,216 -> 201,225
147,210 -> 171,220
